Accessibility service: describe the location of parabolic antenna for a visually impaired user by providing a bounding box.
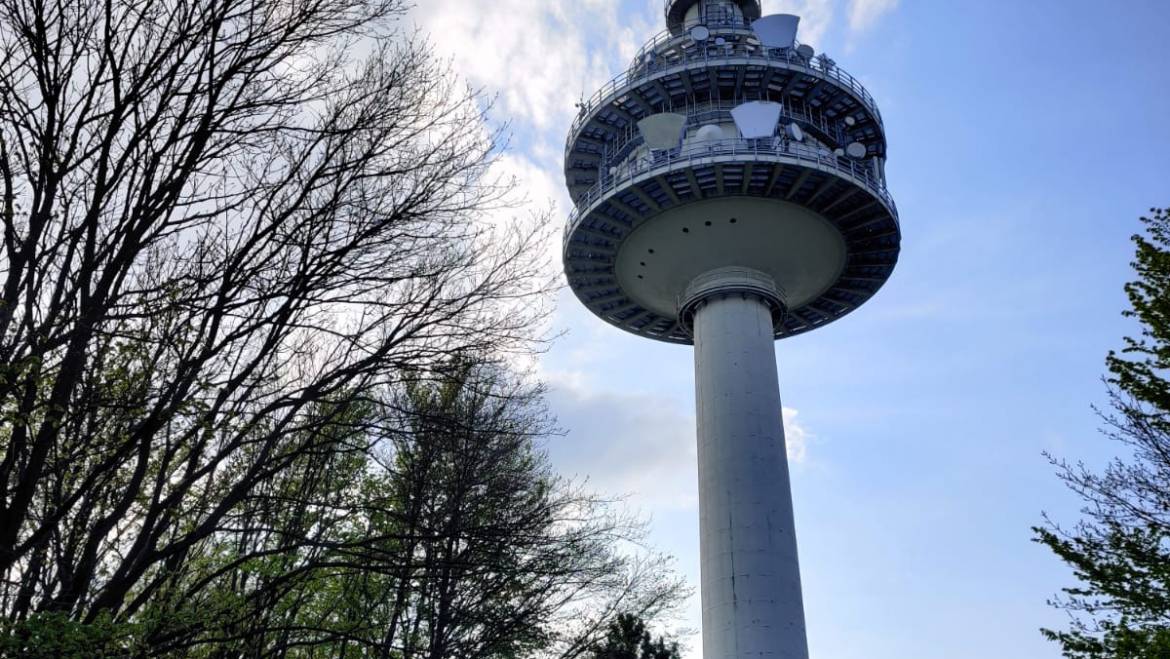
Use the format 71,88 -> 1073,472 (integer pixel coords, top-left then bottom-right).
638,113 -> 688,149
691,25 -> 710,42
846,142 -> 867,158
834,148 -> 845,157
786,122 -> 804,142
696,124 -> 724,141
731,101 -> 783,139
796,44 -> 815,58
752,14 -> 800,49
844,115 -> 857,127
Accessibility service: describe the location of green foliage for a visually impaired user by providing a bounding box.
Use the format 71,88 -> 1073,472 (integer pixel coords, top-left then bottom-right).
1036,207 -> 1170,657
0,612 -> 142,658
1110,208 -> 1170,418
93,361 -> 685,658
588,614 -> 681,659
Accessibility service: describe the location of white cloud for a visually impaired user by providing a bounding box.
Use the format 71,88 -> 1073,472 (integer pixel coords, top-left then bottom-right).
783,407 -> 811,463
484,151 -> 566,259
846,0 -> 899,34
407,0 -> 664,291
410,0 -> 657,135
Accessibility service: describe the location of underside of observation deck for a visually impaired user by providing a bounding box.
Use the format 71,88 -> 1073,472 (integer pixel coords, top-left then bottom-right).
563,154 -> 899,344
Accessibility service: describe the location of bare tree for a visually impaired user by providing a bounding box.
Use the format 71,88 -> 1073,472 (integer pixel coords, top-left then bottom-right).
0,0 -> 551,644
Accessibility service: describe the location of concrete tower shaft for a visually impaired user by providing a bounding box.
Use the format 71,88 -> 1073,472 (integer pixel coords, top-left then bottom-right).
687,269 -> 806,658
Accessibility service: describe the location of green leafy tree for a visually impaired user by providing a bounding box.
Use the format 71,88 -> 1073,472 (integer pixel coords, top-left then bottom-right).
1036,206 -> 1170,657
265,362 -> 688,659
115,361 -> 688,658
588,613 -> 681,659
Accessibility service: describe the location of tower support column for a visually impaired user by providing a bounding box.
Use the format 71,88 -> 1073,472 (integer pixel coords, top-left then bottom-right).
683,268 -> 808,659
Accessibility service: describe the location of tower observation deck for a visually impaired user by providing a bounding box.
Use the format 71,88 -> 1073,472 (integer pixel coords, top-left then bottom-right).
562,0 -> 900,657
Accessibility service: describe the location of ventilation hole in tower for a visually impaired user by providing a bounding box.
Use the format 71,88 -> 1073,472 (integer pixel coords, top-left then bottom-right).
730,217 -> 738,224
648,248 -> 655,254
637,275 -> 644,279
705,220 -> 712,226
682,227 -> 689,233
640,262 -> 646,267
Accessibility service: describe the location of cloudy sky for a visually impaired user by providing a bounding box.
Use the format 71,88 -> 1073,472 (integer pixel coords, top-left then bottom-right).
410,1 -> 1170,657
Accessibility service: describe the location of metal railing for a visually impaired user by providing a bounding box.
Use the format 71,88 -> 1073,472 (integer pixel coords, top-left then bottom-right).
627,15 -> 754,70
567,27 -> 882,158
564,137 -> 897,248
587,98 -> 849,169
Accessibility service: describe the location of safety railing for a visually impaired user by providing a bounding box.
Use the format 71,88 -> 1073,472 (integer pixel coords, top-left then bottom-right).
586,98 -> 848,169
627,15 -> 754,70
567,30 -> 881,157
564,137 -> 897,248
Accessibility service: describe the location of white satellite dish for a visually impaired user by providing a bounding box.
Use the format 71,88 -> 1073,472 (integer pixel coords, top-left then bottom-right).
695,124 -> 724,142
834,148 -> 845,157
752,15 -> 800,49
785,122 -> 804,142
796,44 -> 815,59
846,142 -> 867,158
731,101 -> 783,139
715,37 -> 727,46
637,113 -> 688,150
843,115 -> 857,127
609,166 -> 619,175
690,25 -> 710,42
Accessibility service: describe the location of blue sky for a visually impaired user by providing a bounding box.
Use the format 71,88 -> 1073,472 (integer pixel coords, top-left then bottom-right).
412,1 -> 1170,657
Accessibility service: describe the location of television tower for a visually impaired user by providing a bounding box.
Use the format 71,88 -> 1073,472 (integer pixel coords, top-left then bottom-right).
562,1 -> 900,657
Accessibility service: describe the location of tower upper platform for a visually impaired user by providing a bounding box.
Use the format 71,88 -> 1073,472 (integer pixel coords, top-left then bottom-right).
562,3 -> 901,344
666,0 -> 762,35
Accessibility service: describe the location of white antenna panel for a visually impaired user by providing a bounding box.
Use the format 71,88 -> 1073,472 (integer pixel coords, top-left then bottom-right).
695,124 -> 725,142
731,101 -> 784,139
752,15 -> 800,49
638,113 -> 688,149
